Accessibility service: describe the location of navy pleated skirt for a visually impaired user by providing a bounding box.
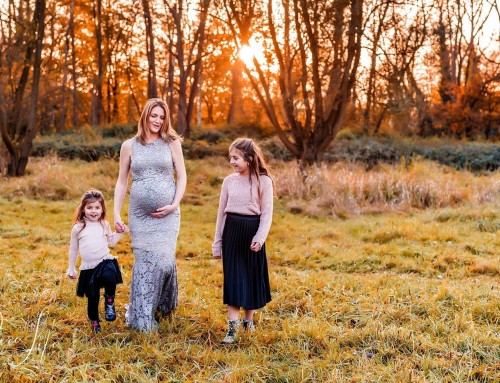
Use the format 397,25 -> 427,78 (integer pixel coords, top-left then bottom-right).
222,213 -> 271,310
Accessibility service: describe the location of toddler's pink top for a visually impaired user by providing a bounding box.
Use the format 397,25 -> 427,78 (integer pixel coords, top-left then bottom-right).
212,173 -> 274,258
66,219 -> 126,277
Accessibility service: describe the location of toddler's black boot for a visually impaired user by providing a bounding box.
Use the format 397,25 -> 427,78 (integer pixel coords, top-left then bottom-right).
104,294 -> 116,321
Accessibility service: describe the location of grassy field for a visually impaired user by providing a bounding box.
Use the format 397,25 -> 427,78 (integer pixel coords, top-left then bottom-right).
0,156 -> 499,382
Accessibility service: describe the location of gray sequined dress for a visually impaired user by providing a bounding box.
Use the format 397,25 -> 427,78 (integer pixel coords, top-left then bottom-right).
127,137 -> 180,332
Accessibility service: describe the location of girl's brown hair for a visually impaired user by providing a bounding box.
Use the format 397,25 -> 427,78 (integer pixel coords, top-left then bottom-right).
73,189 -> 106,232
136,98 -> 182,144
229,138 -> 275,197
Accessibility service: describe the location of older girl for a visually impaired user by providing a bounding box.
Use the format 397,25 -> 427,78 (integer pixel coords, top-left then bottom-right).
212,138 -> 275,344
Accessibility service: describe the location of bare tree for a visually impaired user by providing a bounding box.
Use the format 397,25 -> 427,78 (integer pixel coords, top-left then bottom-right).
0,0 -> 46,176
227,0 -> 363,166
163,0 -> 211,138
361,0 -> 390,134
222,0 -> 258,124
377,0 -> 429,134
432,0 -> 497,137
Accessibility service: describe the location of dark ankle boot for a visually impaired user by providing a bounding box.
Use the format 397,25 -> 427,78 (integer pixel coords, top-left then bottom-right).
104,294 -> 116,321
222,319 -> 239,344
90,320 -> 101,333
242,319 -> 255,332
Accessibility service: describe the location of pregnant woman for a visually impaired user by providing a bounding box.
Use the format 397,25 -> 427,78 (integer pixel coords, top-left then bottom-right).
113,98 -> 187,332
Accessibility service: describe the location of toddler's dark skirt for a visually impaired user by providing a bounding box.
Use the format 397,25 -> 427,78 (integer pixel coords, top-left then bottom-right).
76,259 -> 123,297
222,213 -> 271,310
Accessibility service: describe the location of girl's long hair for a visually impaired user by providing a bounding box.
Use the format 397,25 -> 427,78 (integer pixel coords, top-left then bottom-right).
73,189 -> 106,233
229,138 -> 276,198
136,98 -> 182,144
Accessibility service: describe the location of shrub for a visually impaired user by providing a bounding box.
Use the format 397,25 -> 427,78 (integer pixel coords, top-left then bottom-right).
182,140 -> 227,159
31,130 -> 500,171
32,140 -> 121,161
101,123 -> 137,138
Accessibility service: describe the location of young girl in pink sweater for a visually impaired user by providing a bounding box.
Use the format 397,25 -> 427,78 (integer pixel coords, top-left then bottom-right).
67,190 -> 128,333
212,138 -> 275,344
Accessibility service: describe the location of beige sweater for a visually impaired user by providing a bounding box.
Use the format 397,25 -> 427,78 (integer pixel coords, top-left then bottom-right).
67,219 -> 126,277
212,173 -> 273,257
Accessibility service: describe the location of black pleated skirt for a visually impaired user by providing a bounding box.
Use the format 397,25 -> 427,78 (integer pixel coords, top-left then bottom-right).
76,259 -> 123,297
222,213 -> 271,310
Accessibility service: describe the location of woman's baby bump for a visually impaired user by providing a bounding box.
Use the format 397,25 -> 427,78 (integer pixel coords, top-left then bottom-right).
130,180 -> 176,214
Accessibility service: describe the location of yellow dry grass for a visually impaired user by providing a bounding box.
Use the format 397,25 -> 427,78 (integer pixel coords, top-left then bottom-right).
0,156 -> 498,382
276,160 -> 499,216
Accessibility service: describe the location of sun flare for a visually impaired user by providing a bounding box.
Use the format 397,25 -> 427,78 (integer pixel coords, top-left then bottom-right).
238,45 -> 255,67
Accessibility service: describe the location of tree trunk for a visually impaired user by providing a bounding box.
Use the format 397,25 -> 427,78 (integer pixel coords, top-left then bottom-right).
362,0 -> 389,134
436,13 -> 453,104
5,0 -> 46,176
125,48 -> 141,118
167,52 -> 175,115
227,58 -> 245,124
57,0 -> 75,132
143,0 -> 158,98
71,7 -> 78,129
166,0 -> 211,138
91,0 -> 103,126
178,87 -> 189,137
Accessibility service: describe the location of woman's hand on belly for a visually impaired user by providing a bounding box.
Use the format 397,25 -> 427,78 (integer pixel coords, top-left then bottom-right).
150,204 -> 178,218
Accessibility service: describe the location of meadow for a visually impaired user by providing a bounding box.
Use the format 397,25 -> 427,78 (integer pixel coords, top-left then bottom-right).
0,155 -> 498,382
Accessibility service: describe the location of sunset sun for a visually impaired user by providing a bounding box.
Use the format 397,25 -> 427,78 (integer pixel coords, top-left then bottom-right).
238,45 -> 255,67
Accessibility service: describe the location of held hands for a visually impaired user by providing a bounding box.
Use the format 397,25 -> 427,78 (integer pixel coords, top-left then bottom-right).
115,215 -> 127,233
150,204 -> 177,218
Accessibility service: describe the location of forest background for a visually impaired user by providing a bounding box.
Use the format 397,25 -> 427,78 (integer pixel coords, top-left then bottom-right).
1,0 -> 499,175
0,0 -> 499,382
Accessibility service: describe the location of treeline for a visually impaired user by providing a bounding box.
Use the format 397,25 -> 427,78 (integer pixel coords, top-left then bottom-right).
31,125 -> 500,172
1,0 -> 499,175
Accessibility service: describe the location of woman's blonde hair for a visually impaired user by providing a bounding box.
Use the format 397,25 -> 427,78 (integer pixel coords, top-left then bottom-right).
229,137 -> 275,197
136,98 -> 182,144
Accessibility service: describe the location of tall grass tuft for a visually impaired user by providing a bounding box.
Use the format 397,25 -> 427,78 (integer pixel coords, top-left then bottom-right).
0,155 -> 119,201
275,160 -> 499,217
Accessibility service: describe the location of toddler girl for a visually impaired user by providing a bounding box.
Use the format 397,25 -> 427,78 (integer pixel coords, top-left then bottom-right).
67,189 -> 128,333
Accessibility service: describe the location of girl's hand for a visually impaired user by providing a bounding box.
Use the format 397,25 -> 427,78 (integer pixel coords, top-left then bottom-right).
250,242 -> 262,252
68,275 -> 77,280
151,204 -> 177,218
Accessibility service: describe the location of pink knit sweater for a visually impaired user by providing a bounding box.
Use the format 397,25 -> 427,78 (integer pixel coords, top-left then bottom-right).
66,219 -> 126,277
212,173 -> 274,257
